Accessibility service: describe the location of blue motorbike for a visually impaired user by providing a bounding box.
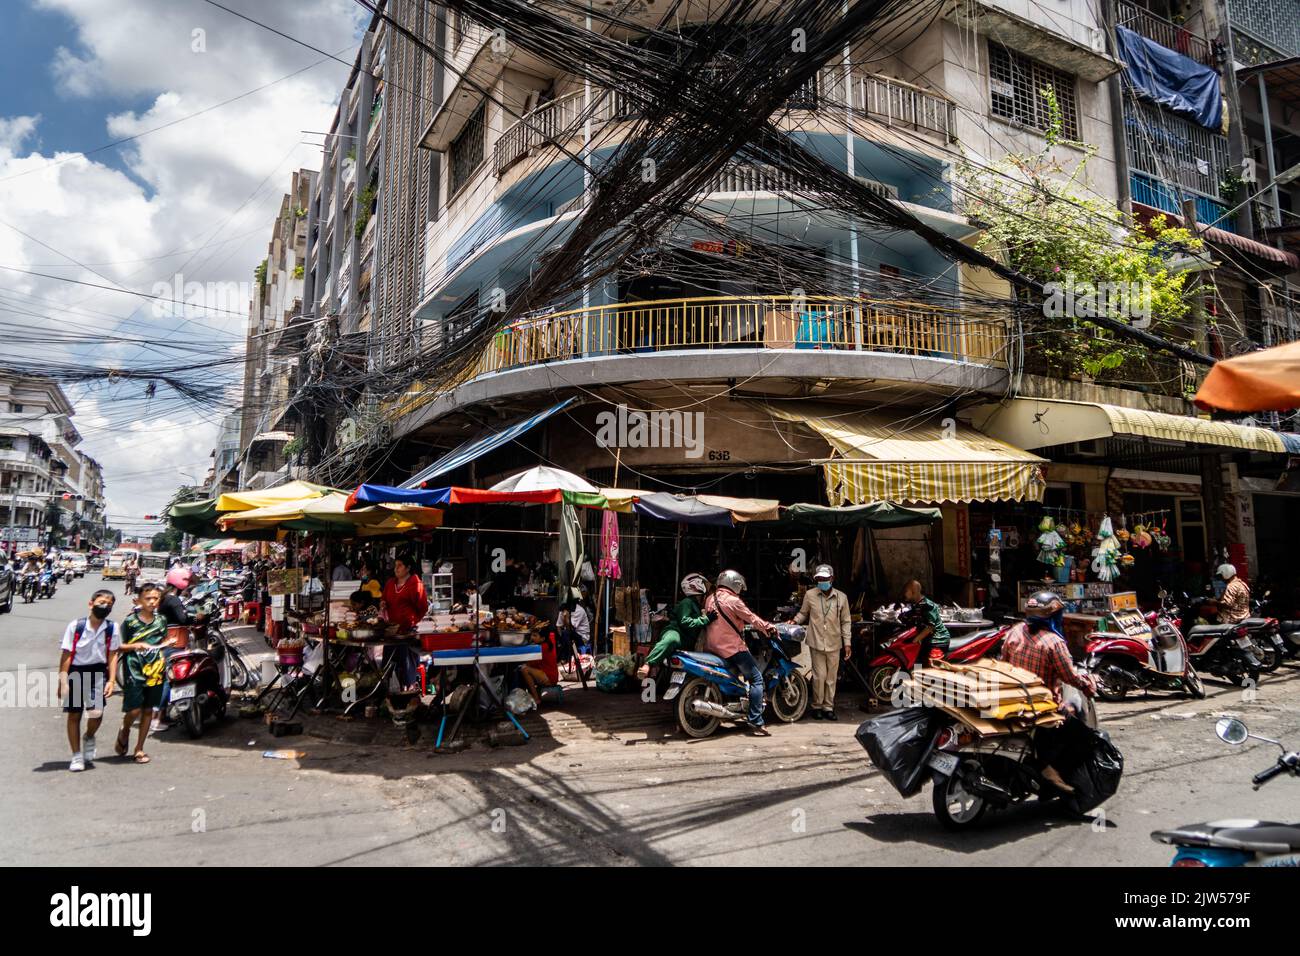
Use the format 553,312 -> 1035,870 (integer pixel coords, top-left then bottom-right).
38,568 -> 57,599
663,624 -> 809,738
1152,717 -> 1300,866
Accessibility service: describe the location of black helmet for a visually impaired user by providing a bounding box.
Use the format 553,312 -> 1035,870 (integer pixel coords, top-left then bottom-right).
1024,590 -> 1064,622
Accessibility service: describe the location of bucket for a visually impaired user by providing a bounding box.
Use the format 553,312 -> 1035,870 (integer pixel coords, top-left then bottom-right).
539,684 -> 563,704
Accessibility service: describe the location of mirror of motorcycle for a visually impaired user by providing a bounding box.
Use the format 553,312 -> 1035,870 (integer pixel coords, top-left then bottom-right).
1216,717 -> 1248,745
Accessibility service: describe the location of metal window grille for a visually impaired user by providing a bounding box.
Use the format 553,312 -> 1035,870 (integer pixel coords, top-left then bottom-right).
1229,0 -> 1300,59
449,101 -> 485,197
988,43 -> 1079,139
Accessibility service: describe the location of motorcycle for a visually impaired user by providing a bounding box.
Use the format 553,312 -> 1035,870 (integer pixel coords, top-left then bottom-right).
860,684 -> 1116,831
1183,588 -> 1285,673
1182,617 -> 1262,689
38,568 -> 57,599
62,566 -> 74,585
1084,605 -> 1205,701
165,622 -> 236,738
185,591 -> 253,691
1151,717 -> 1300,866
867,611 -> 1010,703
21,572 -> 38,604
663,624 -> 809,738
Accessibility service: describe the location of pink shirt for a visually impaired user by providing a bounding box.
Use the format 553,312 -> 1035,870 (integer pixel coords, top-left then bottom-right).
704,588 -> 771,658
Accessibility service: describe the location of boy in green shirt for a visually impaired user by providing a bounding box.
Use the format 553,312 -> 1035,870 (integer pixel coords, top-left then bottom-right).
637,573 -> 711,680
115,583 -> 172,763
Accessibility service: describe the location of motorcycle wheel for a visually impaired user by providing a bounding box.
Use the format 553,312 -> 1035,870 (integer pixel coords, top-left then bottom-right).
228,654 -> 250,691
675,677 -> 722,739
768,672 -> 809,723
1253,640 -> 1281,674
184,702 -> 204,739
932,771 -> 987,830
1183,668 -> 1206,700
1093,663 -> 1131,702
868,664 -> 899,703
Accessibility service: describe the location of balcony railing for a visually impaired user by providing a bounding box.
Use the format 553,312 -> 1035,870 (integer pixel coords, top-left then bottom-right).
1123,99 -> 1232,227
1117,1 -> 1216,67
457,295 -> 1008,382
492,69 -> 955,177
1228,0 -> 1300,61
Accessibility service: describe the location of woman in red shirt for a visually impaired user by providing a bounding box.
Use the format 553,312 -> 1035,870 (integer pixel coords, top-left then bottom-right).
381,555 -> 427,691
382,555 -> 428,631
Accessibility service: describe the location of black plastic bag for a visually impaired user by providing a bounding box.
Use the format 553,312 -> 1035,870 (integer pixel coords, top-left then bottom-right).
855,707 -> 939,798
1062,728 -> 1124,814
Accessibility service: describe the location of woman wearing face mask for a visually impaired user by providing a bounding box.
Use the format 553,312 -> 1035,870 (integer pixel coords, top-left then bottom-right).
791,564 -> 852,721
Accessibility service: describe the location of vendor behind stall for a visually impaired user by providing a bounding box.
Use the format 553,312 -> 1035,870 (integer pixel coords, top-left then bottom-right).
381,554 -> 426,693
636,573 -> 710,680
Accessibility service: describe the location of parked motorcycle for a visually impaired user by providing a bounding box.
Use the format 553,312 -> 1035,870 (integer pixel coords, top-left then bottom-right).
1181,588 -> 1284,673
1183,619 -> 1262,688
1084,607 -> 1205,701
663,624 -> 808,738
1151,717 -> 1300,866
165,624 -> 235,738
867,613 -> 1010,703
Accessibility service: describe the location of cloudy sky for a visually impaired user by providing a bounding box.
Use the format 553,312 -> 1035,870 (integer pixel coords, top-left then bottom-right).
0,0 -> 365,539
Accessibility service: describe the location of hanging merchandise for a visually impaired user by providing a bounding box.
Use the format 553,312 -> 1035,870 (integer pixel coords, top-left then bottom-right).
1115,514 -> 1131,545
1035,516 -> 1066,567
1131,522 -> 1152,549
1091,515 -> 1121,582
1153,517 -> 1172,550
987,527 -> 1003,587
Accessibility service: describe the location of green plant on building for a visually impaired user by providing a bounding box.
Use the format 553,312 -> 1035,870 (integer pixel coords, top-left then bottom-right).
354,183 -> 379,239
293,264 -> 304,279
254,259 -> 268,288
955,88 -> 1203,384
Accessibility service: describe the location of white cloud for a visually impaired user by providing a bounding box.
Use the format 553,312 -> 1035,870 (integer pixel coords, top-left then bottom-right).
1,0 -> 365,528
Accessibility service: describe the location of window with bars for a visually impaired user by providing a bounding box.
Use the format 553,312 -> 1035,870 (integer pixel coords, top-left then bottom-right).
448,101 -> 486,198
988,44 -> 1079,140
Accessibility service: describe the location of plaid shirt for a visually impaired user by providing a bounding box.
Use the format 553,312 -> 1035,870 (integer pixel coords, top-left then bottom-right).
1000,622 -> 1092,700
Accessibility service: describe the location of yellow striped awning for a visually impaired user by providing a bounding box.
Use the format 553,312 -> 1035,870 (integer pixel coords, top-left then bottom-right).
764,404 -> 1047,505
965,398 -> 1287,453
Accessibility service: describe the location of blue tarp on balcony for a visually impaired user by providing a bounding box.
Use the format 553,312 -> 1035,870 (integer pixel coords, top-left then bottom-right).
1116,25 -> 1222,131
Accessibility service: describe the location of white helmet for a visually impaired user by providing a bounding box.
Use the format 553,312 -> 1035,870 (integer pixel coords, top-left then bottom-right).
1217,563 -> 1237,581
813,564 -> 834,582
715,569 -> 747,594
680,573 -> 709,596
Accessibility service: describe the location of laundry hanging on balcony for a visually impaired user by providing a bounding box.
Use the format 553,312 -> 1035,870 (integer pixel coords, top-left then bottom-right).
1116,25 -> 1222,132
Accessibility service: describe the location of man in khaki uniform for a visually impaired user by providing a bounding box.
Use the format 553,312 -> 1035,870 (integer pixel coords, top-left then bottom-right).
793,564 -> 852,720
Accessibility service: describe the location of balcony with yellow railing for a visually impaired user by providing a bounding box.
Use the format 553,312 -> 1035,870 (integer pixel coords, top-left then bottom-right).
463,294 -> 1007,380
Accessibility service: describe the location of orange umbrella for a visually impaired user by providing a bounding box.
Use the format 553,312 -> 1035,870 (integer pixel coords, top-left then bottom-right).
1194,342 -> 1300,413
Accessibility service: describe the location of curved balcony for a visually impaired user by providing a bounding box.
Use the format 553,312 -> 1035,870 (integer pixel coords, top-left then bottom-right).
492,68 -> 956,178
466,293 -> 1005,377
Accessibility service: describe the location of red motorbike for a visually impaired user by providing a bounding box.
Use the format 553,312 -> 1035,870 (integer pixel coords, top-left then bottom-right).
867,615 -> 1010,703
1084,609 -> 1205,701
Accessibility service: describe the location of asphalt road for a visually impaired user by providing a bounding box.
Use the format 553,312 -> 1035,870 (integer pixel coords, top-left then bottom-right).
1,576 -> 1298,866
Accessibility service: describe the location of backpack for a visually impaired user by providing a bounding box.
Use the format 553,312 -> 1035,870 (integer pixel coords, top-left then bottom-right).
69,617 -> 115,665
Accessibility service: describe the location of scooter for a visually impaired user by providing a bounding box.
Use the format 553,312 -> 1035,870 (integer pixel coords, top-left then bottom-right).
1241,598 -> 1285,673
38,568 -> 56,599
1183,617 -> 1262,688
1151,717 -> 1300,866
63,566 -> 74,585
663,624 -> 809,738
1084,609 -> 1205,701
164,624 -> 233,738
867,612 -> 1010,703
21,572 -> 38,604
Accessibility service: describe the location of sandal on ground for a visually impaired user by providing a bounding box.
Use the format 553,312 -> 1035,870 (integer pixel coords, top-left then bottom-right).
115,729 -> 130,757
133,752 -> 151,764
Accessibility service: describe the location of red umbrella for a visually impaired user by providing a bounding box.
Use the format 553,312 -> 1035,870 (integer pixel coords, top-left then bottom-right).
1194,342 -> 1300,413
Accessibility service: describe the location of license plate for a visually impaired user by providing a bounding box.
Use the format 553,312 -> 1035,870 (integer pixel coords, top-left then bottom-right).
669,671 -> 686,685
170,684 -> 196,701
1236,636 -> 1253,649
928,751 -> 959,775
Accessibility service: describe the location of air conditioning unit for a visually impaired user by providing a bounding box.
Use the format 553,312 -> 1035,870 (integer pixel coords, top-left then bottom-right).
854,176 -> 900,200
1063,439 -> 1105,458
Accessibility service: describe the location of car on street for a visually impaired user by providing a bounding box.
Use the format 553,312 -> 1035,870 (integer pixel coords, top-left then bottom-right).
67,554 -> 88,577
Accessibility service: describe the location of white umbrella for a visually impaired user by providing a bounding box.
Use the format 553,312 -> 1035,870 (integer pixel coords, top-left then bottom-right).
489,465 -> 598,494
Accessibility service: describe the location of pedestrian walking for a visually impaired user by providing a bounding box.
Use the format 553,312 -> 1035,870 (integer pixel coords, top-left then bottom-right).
58,590 -> 120,772
115,583 -> 171,764
792,564 -> 852,720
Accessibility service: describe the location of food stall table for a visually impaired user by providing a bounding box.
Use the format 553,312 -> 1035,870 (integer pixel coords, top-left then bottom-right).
421,644 -> 541,746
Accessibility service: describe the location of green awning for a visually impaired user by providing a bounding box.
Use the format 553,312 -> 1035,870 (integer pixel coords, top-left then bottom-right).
774,501 -> 943,529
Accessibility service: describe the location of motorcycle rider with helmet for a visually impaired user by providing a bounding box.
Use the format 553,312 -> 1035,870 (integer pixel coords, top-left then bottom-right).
637,572 -> 711,681
703,569 -> 778,735
1000,590 -> 1097,793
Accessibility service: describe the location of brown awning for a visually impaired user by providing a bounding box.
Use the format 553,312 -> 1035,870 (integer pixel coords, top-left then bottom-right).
1132,202 -> 1300,270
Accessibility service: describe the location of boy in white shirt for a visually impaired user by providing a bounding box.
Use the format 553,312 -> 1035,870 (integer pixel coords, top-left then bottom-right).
59,590 -> 120,772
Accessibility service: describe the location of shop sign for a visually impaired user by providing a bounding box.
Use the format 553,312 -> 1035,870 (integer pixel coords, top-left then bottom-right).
692,239 -> 749,256
955,506 -> 970,578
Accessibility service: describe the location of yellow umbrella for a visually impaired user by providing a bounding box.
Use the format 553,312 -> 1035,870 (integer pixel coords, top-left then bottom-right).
218,492 -> 442,534
214,480 -> 340,514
